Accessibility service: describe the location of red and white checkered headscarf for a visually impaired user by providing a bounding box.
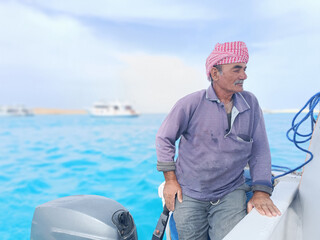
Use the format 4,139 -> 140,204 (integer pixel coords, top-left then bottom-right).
205,41 -> 249,80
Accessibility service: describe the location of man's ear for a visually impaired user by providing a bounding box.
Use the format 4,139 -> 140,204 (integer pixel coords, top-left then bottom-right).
210,67 -> 220,82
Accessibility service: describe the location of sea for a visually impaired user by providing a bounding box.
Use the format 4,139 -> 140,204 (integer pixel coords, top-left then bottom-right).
0,113 -> 311,240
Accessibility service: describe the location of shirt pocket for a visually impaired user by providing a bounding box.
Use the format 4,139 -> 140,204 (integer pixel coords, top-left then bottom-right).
236,134 -> 253,143
220,133 -> 253,157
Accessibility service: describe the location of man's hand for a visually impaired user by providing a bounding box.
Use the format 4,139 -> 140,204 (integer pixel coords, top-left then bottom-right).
247,191 -> 281,217
163,171 -> 183,211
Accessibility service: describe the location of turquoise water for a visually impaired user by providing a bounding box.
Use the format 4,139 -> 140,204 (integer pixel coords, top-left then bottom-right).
0,113 -> 309,239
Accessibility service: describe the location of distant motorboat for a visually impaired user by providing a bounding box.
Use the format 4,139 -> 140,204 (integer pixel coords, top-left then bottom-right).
89,101 -> 139,117
0,105 -> 33,116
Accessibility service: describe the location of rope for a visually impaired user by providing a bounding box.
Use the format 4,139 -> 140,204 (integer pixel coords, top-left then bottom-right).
272,92 -> 320,180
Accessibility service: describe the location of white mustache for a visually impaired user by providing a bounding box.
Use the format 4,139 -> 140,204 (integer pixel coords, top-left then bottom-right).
234,80 -> 244,85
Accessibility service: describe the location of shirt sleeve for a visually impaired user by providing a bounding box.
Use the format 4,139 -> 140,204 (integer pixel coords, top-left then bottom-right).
249,106 -> 273,195
155,100 -> 192,172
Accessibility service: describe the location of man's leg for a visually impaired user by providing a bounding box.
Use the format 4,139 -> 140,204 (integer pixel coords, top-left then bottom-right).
173,194 -> 210,240
208,183 -> 250,240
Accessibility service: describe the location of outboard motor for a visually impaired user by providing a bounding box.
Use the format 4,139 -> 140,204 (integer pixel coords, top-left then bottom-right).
30,195 -> 137,240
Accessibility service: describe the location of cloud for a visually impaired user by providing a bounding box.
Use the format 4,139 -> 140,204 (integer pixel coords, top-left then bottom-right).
118,53 -> 208,113
0,1 -> 126,108
254,0 -> 320,35
0,1 -> 120,74
238,0 -> 320,110
246,32 -> 320,110
0,1 -> 209,112
18,0 -> 219,22
1,0 -> 319,112
256,0 -> 320,19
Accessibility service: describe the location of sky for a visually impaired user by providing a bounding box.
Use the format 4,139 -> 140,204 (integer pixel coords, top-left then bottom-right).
0,0 -> 319,113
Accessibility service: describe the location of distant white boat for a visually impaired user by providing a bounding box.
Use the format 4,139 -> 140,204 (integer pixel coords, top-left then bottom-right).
89,101 -> 139,117
0,105 -> 33,116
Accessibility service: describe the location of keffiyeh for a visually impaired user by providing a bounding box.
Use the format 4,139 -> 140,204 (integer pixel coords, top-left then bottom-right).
205,41 -> 249,79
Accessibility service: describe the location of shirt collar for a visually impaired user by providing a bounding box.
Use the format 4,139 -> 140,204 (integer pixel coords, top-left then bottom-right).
205,85 -> 220,102
205,85 -> 251,113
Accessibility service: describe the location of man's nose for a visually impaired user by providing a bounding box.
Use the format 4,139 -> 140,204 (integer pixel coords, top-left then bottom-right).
240,71 -> 247,80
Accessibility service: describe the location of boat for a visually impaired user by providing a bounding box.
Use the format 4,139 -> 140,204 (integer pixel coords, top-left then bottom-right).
89,101 -> 139,117
0,105 -> 33,116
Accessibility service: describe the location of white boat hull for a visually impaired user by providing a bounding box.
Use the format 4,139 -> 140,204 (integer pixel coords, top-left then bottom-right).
89,101 -> 139,117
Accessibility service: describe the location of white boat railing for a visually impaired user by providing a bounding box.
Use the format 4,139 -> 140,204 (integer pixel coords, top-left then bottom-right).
223,175 -> 301,240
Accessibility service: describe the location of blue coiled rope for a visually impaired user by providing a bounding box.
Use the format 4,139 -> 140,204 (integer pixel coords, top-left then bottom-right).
272,92 -> 320,180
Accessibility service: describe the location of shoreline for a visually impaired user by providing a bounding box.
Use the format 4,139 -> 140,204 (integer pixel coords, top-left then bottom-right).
21,108 -> 320,115
32,108 -> 88,115
263,109 -> 320,114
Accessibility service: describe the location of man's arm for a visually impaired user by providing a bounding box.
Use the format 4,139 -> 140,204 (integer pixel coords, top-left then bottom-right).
163,171 -> 183,212
248,103 -> 280,217
156,106 -> 186,211
156,94 -> 201,211
156,100 -> 189,172
156,98 -> 195,211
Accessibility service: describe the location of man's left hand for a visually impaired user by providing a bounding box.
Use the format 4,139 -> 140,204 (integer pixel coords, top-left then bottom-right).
247,191 -> 281,217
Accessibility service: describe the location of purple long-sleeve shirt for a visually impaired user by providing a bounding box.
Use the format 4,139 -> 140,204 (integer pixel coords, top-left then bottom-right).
156,85 -> 272,201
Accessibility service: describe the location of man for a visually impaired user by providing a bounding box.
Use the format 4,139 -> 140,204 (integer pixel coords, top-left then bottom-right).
156,41 -> 281,240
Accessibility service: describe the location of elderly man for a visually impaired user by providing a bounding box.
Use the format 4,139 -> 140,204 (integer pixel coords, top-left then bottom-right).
156,41 -> 281,240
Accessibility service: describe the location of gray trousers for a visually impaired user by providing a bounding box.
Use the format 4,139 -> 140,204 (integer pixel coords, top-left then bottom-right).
173,183 -> 251,240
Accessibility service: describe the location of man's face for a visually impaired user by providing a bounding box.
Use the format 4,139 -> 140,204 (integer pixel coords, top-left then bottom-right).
211,62 -> 247,95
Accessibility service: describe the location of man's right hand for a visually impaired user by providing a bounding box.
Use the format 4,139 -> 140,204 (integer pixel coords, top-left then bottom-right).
163,171 -> 183,212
